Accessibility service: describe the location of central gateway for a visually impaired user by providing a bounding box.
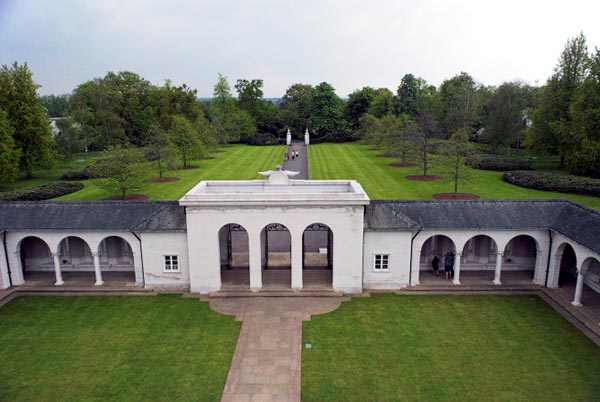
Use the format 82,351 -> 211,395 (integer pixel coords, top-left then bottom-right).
179,169 -> 370,293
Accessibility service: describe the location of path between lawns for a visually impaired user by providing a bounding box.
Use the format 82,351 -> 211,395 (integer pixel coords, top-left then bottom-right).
211,297 -> 347,402
282,142 -> 309,180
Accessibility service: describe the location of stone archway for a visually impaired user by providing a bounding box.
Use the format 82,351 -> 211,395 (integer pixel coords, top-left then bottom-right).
461,235 -> 498,282
503,235 -> 538,283
419,235 -> 456,283
97,236 -> 136,284
18,236 -> 54,284
302,223 -> 333,289
556,243 -> 577,288
58,236 -> 94,284
219,223 -> 250,290
260,223 -> 291,289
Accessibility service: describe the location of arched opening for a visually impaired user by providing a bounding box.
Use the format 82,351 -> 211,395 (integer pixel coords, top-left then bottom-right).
18,236 -> 53,284
58,236 -> 94,284
503,235 -> 538,283
461,235 -> 497,281
302,223 -> 333,289
557,243 -> 577,288
219,224 -> 249,290
260,223 -> 291,289
98,236 -> 135,284
419,235 -> 456,283
580,257 -> 600,312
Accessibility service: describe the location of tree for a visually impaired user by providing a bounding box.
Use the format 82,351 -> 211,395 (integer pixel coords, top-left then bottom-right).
368,88 -> 395,118
308,82 -> 347,141
395,74 -> 422,117
441,130 -> 475,193
91,146 -> 149,199
155,80 -> 200,130
414,85 -> 441,175
194,114 -> 218,152
54,118 -> 84,159
281,83 -> 314,136
359,113 -> 382,147
0,111 -> 20,182
168,115 -> 204,168
209,73 -> 253,143
0,62 -> 54,178
344,87 -> 375,130
235,79 -> 263,119
146,124 -> 177,179
483,82 -> 529,155
527,33 -> 589,167
439,72 -> 481,137
40,94 -> 70,117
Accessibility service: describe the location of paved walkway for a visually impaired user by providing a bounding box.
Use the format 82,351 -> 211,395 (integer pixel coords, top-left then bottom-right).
282,142 -> 308,180
211,297 -> 347,402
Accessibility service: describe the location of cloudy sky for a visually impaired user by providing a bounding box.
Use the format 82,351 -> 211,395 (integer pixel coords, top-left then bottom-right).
1,0 -> 600,97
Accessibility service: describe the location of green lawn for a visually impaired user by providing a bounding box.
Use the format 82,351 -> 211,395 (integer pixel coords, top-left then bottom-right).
0,295 -> 240,402
302,294 -> 600,402
308,142 -> 600,210
56,144 -> 285,200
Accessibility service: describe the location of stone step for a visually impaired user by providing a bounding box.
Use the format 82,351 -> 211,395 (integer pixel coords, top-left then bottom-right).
401,284 -> 539,293
208,289 -> 344,298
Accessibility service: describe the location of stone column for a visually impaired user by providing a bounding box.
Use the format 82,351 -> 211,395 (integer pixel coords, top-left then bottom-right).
493,251 -> 504,285
92,252 -> 103,286
52,252 -> 64,286
291,231 -> 303,291
249,233 -> 262,291
572,267 -> 585,306
12,252 -> 25,285
286,129 -> 292,146
132,251 -> 144,286
452,252 -> 462,285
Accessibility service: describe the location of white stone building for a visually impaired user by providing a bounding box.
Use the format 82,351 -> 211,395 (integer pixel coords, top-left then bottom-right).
1,174 -> 599,307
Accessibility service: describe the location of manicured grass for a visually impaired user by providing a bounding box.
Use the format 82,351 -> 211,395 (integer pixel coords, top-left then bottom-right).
0,295 -> 240,402
56,144 -> 285,200
308,142 -> 600,210
302,294 -> 600,402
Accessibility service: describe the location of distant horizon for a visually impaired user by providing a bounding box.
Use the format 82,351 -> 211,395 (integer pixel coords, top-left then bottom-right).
3,0 -> 600,97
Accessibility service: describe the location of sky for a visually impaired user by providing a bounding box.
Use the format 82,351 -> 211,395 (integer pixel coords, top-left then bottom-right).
1,0 -> 600,97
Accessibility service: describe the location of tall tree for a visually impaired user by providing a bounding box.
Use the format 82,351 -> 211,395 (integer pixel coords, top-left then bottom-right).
146,124 -> 177,179
0,62 -> 54,178
368,88 -> 395,118
168,115 -> 205,168
395,74 -> 421,117
281,83 -> 314,136
484,82 -> 529,155
0,111 -> 20,182
209,73 -> 254,143
40,94 -> 70,117
438,72 -> 481,138
91,146 -> 149,199
441,130 -> 475,193
344,87 -> 376,130
308,82 -> 347,141
54,118 -> 84,159
235,79 -> 263,119
155,80 -> 200,129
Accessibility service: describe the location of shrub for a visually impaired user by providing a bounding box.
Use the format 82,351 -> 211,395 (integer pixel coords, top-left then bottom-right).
466,155 -> 532,171
60,167 -> 91,181
0,182 -> 84,201
248,132 -> 280,145
502,171 -> 600,196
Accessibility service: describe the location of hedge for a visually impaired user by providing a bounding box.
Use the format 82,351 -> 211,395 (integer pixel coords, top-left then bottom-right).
0,182 -> 84,201
466,155 -> 532,171
502,171 -> 600,197
60,167 -> 91,181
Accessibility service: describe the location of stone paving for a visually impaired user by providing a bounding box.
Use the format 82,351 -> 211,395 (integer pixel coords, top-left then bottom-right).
211,297 -> 348,402
282,142 -> 308,180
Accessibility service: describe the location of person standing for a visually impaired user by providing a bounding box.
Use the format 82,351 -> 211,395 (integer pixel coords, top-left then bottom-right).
431,255 -> 440,276
444,251 -> 455,279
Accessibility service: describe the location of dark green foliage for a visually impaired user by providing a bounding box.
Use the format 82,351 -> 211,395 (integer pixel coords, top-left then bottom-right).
0,182 -> 83,200
90,146 -> 149,199
0,111 -> 20,182
466,155 -> 532,171
308,82 -> 347,141
344,87 -> 375,130
248,132 -> 280,145
60,167 -> 91,181
502,170 -> 600,196
438,72 -> 481,137
281,83 -> 314,136
40,94 -> 70,117
368,88 -> 395,118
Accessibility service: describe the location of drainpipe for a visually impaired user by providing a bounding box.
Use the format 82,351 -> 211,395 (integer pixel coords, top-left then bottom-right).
408,227 -> 423,286
129,230 -> 146,288
2,230 -> 12,287
544,229 -> 553,287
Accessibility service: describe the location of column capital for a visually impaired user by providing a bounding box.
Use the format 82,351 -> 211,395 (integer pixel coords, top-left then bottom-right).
91,252 -> 99,257
52,252 -> 60,257
497,251 -> 504,256
455,251 -> 462,257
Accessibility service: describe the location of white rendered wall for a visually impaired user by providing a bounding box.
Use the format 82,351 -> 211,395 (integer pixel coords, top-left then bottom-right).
0,238 -> 9,289
547,231 -> 600,289
362,231 -> 412,289
185,205 -> 365,293
140,232 -> 190,290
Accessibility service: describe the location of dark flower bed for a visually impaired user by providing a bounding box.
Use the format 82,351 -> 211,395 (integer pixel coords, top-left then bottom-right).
466,155 -> 532,171
502,171 -> 600,196
0,182 -> 84,201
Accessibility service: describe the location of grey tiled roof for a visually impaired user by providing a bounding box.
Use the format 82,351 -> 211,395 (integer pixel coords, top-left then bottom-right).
365,200 -> 600,254
0,201 -> 186,231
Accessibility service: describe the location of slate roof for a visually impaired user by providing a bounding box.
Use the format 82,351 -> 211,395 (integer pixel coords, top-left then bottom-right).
0,201 -> 186,231
365,199 -> 600,254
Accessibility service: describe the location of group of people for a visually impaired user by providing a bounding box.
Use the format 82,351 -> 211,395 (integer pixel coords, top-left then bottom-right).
285,149 -> 300,161
431,251 -> 456,279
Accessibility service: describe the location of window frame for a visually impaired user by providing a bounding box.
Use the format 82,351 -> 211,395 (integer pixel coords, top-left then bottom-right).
373,253 -> 390,272
163,254 -> 180,273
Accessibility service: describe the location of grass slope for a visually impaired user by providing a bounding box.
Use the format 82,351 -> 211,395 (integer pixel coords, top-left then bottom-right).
56,144 -> 285,200
302,294 -> 600,402
308,142 -> 600,210
0,295 -> 240,402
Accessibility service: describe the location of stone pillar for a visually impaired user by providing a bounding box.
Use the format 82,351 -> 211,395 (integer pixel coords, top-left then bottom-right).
493,251 -> 504,285
249,233 -> 262,291
0,246 -> 10,289
12,251 -> 24,285
291,231 -> 303,291
286,129 -> 292,146
572,267 -> 585,306
92,252 -> 103,286
132,251 -> 144,286
452,252 -> 462,285
52,252 -> 64,286
304,128 -> 310,146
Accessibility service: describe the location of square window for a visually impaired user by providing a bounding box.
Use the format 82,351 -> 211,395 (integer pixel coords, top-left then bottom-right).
374,254 -> 389,272
164,255 -> 180,272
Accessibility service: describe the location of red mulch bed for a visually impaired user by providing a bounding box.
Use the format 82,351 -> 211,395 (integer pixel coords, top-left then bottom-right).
150,177 -> 180,183
433,193 -> 481,200
106,194 -> 149,201
406,175 -> 441,181
182,165 -> 199,170
377,154 -> 399,158
389,162 -> 416,168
